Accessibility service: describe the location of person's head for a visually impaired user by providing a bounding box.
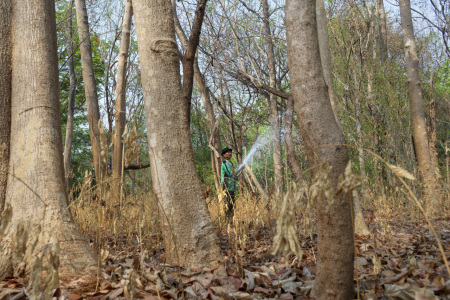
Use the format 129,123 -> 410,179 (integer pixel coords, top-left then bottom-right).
221,147 -> 233,160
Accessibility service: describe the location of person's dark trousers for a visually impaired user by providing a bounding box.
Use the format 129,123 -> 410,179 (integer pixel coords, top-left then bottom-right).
225,190 -> 235,223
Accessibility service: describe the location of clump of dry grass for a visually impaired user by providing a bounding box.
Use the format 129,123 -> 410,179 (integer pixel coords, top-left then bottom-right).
272,191 -> 303,266
28,242 -> 60,300
123,124 -> 141,166
71,184 -> 158,256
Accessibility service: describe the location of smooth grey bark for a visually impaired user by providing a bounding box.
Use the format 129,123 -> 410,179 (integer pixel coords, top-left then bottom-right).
262,0 -> 284,196
64,0 -> 76,189
399,0 -> 438,214
0,0 -> 96,278
0,0 -> 11,213
316,0 -> 341,129
112,0 -> 133,203
74,0 -> 104,182
133,0 -> 221,267
286,0 -> 354,298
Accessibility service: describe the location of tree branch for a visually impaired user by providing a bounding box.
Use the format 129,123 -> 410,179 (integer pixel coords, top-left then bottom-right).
124,163 -> 150,170
182,0 -> 208,124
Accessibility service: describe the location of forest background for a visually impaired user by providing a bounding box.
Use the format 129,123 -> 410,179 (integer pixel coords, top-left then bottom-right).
0,0 -> 449,298
57,0 -> 449,203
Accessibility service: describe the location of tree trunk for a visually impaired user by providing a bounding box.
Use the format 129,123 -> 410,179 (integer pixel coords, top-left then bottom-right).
195,62 -> 222,191
133,0 -> 221,268
112,0 -> 133,203
0,0 -> 96,278
179,0 -> 207,126
316,0 -> 341,129
376,0 -> 388,63
399,0 -> 437,214
64,0 -> 76,189
0,0 -> 11,213
262,0 -> 284,196
285,96 -> 304,185
74,0 -> 103,182
428,73 -> 439,175
286,0 -> 354,299
172,1 -> 222,191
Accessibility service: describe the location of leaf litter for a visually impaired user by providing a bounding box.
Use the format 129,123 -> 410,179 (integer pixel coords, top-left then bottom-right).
0,211 -> 449,299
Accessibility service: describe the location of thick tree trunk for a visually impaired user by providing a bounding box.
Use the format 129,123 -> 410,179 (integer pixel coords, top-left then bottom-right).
133,0 -> 221,268
112,0 -> 133,203
0,0 -> 11,213
376,0 -> 388,63
74,0 -> 103,182
172,1 -> 222,191
399,0 -> 438,214
0,0 -> 96,278
286,0 -> 354,299
285,96 -> 304,185
64,0 -> 76,189
316,0 -> 341,129
262,0 -> 284,196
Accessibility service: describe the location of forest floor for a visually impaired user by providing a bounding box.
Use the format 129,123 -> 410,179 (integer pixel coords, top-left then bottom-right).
0,207 -> 449,299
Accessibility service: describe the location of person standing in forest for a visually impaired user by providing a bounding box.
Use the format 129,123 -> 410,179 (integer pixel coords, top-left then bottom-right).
221,147 -> 237,223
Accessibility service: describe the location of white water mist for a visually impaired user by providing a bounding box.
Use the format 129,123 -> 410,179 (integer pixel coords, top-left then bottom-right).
236,127 -> 277,174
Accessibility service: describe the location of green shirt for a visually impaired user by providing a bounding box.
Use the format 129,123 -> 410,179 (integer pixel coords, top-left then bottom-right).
221,160 -> 236,192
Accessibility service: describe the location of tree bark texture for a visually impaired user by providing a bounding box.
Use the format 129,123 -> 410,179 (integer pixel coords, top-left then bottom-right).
133,0 -> 221,268
112,0 -> 133,203
0,0 -> 12,213
399,0 -> 438,214
286,0 -> 354,299
0,0 -> 96,278
316,0 -> 341,130
376,0 -> 388,63
74,0 -> 104,182
172,1 -> 222,191
262,0 -> 284,196
64,0 -> 76,189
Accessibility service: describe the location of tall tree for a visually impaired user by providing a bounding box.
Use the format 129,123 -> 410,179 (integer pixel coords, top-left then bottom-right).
172,0 -> 223,191
399,0 -> 439,214
286,0 -> 354,299
112,0 -> 133,203
316,0 -> 341,129
74,0 -> 104,182
133,0 -> 221,267
0,0 -> 96,278
376,0 -> 388,63
64,0 -> 77,188
0,0 -> 11,213
262,0 -> 284,196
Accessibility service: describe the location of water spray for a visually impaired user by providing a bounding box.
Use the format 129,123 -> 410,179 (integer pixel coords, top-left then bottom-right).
236,127 -> 275,174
